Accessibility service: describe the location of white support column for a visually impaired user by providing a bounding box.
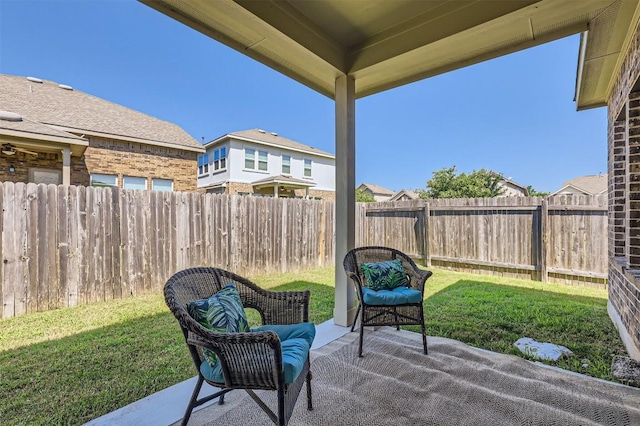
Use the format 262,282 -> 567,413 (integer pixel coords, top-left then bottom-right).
61,146 -> 71,186
334,74 -> 357,327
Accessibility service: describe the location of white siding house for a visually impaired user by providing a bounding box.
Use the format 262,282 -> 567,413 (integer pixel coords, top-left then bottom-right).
198,129 -> 335,200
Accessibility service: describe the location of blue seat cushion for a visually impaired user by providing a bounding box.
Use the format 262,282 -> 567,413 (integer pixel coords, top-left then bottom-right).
362,286 -> 423,305
200,322 -> 315,385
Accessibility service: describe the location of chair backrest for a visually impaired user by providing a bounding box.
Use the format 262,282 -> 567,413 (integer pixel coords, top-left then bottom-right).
164,267 -> 310,374
343,246 -> 422,288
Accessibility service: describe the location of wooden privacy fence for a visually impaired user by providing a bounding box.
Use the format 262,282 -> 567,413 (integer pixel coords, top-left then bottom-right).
1,182 -> 333,319
1,181 -> 608,319
357,196 -> 608,286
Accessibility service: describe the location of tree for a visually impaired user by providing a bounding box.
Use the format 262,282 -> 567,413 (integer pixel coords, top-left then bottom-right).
421,166 -> 505,198
526,185 -> 550,197
356,187 -> 375,202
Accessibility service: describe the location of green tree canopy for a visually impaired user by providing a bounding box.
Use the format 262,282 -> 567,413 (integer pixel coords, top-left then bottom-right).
419,166 -> 505,199
356,187 -> 376,202
526,185 -> 550,197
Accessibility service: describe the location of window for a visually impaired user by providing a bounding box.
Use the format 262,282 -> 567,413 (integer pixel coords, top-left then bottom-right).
152,178 -> 173,192
31,168 -> 61,185
304,159 -> 312,178
213,147 -> 227,171
198,153 -> 209,175
245,148 -> 255,169
282,155 -> 291,174
90,173 -> 117,188
258,150 -> 268,171
123,176 -> 147,190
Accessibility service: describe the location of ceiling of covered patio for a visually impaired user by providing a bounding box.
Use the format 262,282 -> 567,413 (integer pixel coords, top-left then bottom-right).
141,0 -> 637,109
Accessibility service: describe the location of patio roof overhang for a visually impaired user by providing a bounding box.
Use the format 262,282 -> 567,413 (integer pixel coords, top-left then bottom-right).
139,0 -> 639,327
141,0 -> 636,106
253,174 -> 316,190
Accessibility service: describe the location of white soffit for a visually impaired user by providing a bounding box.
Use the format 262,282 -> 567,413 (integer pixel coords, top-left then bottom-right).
141,0 -> 632,102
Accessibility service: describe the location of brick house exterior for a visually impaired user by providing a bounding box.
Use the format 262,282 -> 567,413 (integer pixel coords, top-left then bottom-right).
0,74 -> 203,191
603,16 -> 640,361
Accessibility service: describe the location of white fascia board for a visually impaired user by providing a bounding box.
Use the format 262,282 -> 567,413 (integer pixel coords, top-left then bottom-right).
207,134 -> 335,159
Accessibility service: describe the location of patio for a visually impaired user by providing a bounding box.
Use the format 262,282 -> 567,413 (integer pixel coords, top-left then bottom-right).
87,321 -> 640,426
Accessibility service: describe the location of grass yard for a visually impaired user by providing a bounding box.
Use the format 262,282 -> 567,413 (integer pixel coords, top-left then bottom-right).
0,266 -> 627,425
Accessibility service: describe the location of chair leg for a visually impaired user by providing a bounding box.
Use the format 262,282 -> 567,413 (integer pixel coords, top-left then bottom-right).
277,388 -> 286,426
181,375 -> 204,426
420,309 -> 428,355
350,303 -> 361,332
358,315 -> 365,357
306,370 -> 313,411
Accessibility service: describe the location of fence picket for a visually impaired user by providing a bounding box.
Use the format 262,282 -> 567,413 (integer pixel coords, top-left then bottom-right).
0,182 -> 608,319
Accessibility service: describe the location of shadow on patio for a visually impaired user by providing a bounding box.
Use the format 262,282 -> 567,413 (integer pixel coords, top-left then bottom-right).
90,322 -> 640,426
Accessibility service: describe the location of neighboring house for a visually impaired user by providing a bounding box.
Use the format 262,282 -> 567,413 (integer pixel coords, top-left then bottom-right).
497,177 -> 529,196
551,174 -> 607,196
389,189 -> 420,201
198,129 -> 335,200
0,74 -> 204,191
358,183 -> 395,202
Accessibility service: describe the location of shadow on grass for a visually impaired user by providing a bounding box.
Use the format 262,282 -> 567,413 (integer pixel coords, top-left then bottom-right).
0,281 -> 334,425
409,279 -> 626,382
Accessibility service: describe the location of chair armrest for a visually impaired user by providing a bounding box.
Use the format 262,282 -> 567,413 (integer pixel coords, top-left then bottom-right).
345,270 -> 365,301
246,289 -> 311,325
407,267 -> 433,293
187,329 -> 285,390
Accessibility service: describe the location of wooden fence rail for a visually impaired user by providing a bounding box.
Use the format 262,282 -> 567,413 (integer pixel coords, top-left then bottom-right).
1,183 -> 334,319
0,182 -> 607,319
358,196 -> 608,286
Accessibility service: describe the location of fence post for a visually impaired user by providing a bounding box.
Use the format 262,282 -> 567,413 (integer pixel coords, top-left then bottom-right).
541,199 -> 549,282
424,201 -> 431,267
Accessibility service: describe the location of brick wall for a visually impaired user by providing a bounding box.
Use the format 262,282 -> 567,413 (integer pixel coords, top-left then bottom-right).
0,152 -> 62,183
79,137 -> 198,191
607,18 -> 640,360
609,118 -> 626,258
0,137 -> 199,191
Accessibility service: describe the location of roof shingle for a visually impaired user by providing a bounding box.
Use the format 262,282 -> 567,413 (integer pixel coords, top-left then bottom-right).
0,74 -> 202,151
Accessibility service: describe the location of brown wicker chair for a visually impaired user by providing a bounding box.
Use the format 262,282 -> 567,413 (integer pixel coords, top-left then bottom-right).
164,267 -> 313,425
343,246 -> 433,357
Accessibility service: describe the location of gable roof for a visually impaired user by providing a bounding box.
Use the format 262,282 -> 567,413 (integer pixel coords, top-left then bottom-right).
358,183 -> 394,196
498,177 -> 529,195
207,129 -> 334,159
0,74 -> 203,152
552,174 -> 608,196
389,189 -> 419,201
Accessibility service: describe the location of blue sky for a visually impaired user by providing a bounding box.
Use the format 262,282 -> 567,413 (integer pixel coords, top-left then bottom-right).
0,0 -> 607,193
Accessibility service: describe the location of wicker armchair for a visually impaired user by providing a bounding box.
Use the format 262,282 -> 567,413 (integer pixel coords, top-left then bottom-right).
164,267 -> 313,426
343,246 -> 433,357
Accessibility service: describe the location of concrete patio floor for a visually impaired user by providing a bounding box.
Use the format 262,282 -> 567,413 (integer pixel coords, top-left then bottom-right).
85,320 -> 351,426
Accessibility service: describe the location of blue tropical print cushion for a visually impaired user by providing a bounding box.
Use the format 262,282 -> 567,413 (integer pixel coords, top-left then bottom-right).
187,283 -> 250,367
360,259 -> 409,291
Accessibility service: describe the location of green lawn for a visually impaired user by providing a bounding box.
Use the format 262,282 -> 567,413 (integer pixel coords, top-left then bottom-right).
0,266 -> 627,425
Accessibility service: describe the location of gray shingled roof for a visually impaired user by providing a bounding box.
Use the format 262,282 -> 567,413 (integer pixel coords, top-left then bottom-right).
390,189 -> 419,201
0,74 -> 202,151
559,174 -> 608,195
359,183 -> 395,195
210,129 -> 334,158
0,114 -> 87,143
